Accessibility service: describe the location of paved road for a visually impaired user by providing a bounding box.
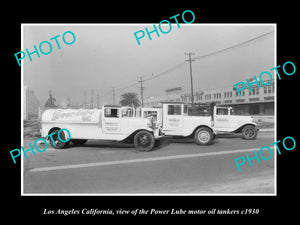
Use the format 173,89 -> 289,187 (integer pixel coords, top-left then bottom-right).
23,131 -> 275,194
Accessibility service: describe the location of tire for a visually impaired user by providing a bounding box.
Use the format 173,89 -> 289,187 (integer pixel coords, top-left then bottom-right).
71,139 -> 87,146
48,128 -> 69,149
242,125 -> 257,140
133,131 -> 155,151
194,127 -> 214,145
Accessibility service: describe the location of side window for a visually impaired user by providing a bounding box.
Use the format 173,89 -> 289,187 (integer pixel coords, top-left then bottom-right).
104,108 -> 119,118
168,105 -> 182,115
216,108 -> 228,115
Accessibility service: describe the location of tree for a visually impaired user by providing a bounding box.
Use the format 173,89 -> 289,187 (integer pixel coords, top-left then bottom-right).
119,92 -> 141,108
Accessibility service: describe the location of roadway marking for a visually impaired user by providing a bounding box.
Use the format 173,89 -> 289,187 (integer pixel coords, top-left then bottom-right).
29,148 -> 259,173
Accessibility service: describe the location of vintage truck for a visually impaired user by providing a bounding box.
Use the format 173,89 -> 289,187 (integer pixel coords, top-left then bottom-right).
141,102 -> 258,145
40,105 -> 163,151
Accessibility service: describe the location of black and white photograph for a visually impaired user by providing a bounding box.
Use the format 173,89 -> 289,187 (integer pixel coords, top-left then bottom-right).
21,24 -> 276,195
4,4 -> 298,220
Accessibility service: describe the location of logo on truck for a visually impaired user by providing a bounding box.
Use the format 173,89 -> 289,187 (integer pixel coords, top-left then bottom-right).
167,118 -> 180,127
51,110 -> 95,121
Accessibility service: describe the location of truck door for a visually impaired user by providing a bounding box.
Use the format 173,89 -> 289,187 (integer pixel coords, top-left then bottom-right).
102,107 -> 121,134
214,107 -> 231,130
163,104 -> 183,133
120,107 -> 133,134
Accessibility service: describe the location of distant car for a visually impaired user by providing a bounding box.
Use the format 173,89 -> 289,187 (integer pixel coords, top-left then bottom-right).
40,105 -> 164,151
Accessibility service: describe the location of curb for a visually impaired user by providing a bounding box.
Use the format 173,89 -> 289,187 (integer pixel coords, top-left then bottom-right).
259,128 -> 274,132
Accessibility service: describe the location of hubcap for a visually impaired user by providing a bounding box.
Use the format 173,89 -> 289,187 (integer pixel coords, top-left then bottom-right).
52,132 -> 62,145
139,135 -> 150,146
245,128 -> 254,137
198,131 -> 210,143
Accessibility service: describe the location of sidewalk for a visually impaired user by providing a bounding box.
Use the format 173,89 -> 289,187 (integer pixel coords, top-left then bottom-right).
252,115 -> 274,132
259,128 -> 274,132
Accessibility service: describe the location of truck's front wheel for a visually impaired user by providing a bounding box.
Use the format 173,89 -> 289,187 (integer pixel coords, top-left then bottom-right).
48,128 -> 69,149
134,131 -> 155,151
194,127 -> 214,145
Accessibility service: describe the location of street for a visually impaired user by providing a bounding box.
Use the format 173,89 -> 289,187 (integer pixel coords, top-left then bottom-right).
23,131 -> 275,195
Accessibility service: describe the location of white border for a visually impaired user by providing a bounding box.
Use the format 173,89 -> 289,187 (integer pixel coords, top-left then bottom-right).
21,23 -> 277,196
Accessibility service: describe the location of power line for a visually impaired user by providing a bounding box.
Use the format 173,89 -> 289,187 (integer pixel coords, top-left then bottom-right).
144,31 -> 274,83
144,62 -> 186,82
96,31 -> 275,99
193,31 -> 274,61
114,82 -> 138,92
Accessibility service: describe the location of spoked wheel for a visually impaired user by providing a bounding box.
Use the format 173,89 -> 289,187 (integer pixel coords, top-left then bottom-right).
48,128 -> 69,149
194,127 -> 214,145
134,131 -> 155,151
242,125 -> 257,140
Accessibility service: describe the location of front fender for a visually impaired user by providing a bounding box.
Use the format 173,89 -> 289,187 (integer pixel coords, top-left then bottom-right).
233,122 -> 258,133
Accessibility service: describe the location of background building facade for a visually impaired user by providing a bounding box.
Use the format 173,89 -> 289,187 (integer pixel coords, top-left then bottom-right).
23,86 -> 40,120
144,80 -> 275,115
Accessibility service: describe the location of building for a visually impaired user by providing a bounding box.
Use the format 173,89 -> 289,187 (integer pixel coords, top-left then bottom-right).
165,87 -> 184,102
23,86 -> 40,120
144,80 -> 275,115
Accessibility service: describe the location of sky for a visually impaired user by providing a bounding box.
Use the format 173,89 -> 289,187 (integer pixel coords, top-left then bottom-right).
23,24 -> 275,107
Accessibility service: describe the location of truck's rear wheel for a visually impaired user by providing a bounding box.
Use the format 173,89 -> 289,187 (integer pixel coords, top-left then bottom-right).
242,125 -> 257,140
134,131 -> 155,151
194,127 -> 214,145
48,128 -> 69,149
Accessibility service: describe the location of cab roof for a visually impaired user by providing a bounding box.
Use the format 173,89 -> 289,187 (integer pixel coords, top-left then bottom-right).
161,102 -> 185,104
103,105 -> 121,108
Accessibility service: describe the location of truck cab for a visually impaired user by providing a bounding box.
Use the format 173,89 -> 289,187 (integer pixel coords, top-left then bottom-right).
213,106 -> 258,139
142,102 -> 215,145
141,102 -> 258,144
41,105 -> 163,151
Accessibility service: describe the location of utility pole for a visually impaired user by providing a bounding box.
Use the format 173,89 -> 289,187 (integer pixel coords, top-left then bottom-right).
96,92 -> 99,109
138,76 -> 145,107
184,52 -> 195,104
67,97 -> 71,107
112,87 -> 115,105
84,90 -> 87,108
91,89 -> 94,108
